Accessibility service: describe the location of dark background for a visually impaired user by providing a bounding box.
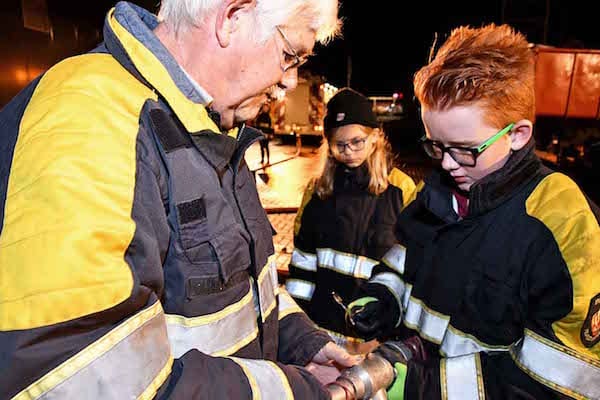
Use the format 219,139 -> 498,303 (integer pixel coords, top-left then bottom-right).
0,0 -> 598,200
1,0 -> 598,102
309,0 -> 600,97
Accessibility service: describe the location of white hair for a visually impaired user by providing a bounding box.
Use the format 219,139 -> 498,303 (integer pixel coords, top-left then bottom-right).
158,0 -> 341,43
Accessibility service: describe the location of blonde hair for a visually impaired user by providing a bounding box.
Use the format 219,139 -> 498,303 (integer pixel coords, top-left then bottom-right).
314,126 -> 392,199
413,23 -> 535,127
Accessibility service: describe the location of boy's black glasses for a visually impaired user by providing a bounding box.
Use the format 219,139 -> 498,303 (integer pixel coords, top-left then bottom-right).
421,123 -> 515,167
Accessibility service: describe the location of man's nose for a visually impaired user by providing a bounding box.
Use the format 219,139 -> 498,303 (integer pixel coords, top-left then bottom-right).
279,67 -> 298,91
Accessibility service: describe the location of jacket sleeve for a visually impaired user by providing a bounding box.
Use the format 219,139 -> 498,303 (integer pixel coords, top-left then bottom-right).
285,182 -> 319,309
402,174 -> 600,400
275,182 -> 332,367
352,172 -> 421,329
0,94 -> 330,400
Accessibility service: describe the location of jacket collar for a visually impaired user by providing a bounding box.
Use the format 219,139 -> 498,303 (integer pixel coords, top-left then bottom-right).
103,1 -> 220,134
334,162 -> 371,193
469,139 -> 541,214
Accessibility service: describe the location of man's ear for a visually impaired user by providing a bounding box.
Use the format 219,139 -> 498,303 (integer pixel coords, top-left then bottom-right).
215,0 -> 255,48
509,119 -> 533,151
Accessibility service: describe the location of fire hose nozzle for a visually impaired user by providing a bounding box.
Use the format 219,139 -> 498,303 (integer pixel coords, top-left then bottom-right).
326,352 -> 395,400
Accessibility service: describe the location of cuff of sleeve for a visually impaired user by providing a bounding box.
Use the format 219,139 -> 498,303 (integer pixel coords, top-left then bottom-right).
297,331 -> 333,366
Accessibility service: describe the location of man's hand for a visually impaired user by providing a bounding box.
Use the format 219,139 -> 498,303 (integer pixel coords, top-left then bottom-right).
305,342 -> 363,385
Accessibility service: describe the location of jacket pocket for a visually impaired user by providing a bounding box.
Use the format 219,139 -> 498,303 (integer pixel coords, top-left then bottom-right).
463,264 -> 523,344
177,198 -> 251,284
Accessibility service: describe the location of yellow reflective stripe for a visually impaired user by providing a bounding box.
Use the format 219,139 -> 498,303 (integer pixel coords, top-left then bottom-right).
228,358 -> 294,400
107,8 -> 217,133
278,289 -> 305,319
317,248 -> 378,279
258,255 -> 279,322
510,329 -> 600,399
165,288 -> 259,358
440,359 -> 448,400
13,301 -> 172,400
526,172 -> 600,361
442,353 -> 483,400
294,180 -> 316,236
0,53 -> 153,330
388,167 -> 417,206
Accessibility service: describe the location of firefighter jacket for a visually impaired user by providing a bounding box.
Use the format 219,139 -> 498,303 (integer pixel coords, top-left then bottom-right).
0,2 -> 332,399
285,163 -> 416,343
364,140 -> 600,399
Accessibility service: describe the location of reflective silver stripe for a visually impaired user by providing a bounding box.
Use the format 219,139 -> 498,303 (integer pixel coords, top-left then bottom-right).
402,283 -> 413,309
441,325 -> 511,357
258,256 -> 279,322
401,284 -> 509,356
229,358 -> 294,400
278,288 -> 305,319
404,296 -> 449,344
442,354 -> 483,400
317,248 -> 378,279
290,248 -> 318,272
14,301 -> 172,400
285,278 -> 315,301
370,272 -> 406,327
381,244 -> 407,274
510,329 -> 600,399
166,289 -> 259,358
370,272 -> 406,307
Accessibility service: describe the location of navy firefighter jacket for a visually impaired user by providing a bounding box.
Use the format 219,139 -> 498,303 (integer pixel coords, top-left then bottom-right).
365,140 -> 600,399
0,2 -> 332,399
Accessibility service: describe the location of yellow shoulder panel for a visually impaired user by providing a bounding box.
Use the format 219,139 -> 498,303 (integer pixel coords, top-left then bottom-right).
294,180 -> 317,237
388,168 -> 417,206
108,8 -> 218,133
526,172 -> 600,358
0,53 -> 157,330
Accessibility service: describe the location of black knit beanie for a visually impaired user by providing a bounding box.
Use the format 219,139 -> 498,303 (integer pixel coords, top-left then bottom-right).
323,88 -> 378,134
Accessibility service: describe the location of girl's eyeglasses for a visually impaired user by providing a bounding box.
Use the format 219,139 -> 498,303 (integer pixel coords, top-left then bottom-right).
334,137 -> 367,153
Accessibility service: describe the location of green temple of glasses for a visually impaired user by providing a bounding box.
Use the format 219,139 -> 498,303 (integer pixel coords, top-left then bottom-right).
476,123 -> 515,153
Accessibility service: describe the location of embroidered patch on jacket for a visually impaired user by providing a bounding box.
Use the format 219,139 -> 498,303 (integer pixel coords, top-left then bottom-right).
581,293 -> 600,347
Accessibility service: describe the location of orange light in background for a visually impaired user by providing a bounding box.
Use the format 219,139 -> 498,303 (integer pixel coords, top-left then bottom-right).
13,66 -> 47,86
14,68 -> 29,84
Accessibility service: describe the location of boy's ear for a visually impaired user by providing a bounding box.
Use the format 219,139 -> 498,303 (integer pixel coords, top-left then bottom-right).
509,119 -> 533,151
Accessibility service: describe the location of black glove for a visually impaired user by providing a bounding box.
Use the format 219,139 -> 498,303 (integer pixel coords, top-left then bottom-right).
347,284 -> 401,340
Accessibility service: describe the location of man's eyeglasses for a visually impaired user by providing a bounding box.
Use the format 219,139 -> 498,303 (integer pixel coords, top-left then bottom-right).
421,123 -> 515,167
334,137 -> 367,153
276,26 -> 310,72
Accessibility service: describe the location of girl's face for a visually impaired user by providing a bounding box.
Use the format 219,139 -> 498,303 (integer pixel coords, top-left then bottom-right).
329,124 -> 375,168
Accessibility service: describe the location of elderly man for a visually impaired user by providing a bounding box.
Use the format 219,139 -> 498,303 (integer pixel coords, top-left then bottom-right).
0,1 -> 358,399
